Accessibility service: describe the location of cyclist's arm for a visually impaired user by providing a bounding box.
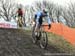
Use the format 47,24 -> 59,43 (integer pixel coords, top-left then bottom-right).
47,16 -> 51,29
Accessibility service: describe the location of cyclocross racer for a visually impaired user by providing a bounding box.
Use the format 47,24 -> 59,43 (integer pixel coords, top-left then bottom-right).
33,8 -> 52,36
16,7 -> 24,27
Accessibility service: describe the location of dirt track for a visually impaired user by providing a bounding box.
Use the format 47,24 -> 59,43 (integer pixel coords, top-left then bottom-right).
0,28 -> 73,56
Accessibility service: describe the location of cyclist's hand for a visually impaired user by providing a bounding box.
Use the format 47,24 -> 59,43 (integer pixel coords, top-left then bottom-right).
48,24 -> 51,29
31,20 -> 35,25
48,27 -> 50,29
31,21 -> 35,27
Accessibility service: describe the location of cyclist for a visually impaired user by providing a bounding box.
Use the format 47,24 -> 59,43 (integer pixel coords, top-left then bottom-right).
17,7 -> 23,18
16,7 -> 24,27
33,8 -> 51,36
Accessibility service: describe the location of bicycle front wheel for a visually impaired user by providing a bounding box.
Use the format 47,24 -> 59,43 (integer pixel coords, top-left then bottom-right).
39,31 -> 48,49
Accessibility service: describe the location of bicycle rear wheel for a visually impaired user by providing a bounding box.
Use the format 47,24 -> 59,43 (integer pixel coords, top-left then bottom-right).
39,31 -> 48,49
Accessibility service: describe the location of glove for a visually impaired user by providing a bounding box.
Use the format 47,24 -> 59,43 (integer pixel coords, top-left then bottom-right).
48,24 -> 51,29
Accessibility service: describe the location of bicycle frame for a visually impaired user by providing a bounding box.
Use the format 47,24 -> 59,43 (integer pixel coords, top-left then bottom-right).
32,23 -> 48,49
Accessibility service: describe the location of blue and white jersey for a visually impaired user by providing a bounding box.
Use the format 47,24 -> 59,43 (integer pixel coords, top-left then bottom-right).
35,11 -> 51,24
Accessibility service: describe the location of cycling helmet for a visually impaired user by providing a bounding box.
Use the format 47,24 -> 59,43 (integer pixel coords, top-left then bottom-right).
18,7 -> 22,11
42,8 -> 48,13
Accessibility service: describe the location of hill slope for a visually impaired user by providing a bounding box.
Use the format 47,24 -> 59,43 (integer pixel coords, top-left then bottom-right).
43,23 -> 75,45
0,28 -> 74,56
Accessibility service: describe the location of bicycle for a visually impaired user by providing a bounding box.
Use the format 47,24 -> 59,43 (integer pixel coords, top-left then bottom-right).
32,22 -> 48,49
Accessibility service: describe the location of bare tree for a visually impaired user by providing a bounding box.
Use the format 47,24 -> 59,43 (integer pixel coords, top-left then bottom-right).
54,5 -> 64,23
61,8 -> 69,26
40,0 -> 56,22
24,5 -> 34,25
68,2 -> 75,27
62,2 -> 75,27
35,1 -> 42,10
0,0 -> 17,21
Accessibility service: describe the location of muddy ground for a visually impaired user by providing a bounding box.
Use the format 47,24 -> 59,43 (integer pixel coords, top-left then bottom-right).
0,28 -> 74,56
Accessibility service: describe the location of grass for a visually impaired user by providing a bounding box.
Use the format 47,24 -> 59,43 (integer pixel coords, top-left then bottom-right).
47,32 -> 75,53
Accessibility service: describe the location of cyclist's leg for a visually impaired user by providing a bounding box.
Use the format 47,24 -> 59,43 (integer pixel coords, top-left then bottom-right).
17,16 -> 20,27
34,18 -> 42,34
21,16 -> 25,27
38,23 -> 42,38
32,22 -> 36,32
18,16 -> 21,22
21,16 -> 23,24
19,16 -> 23,26
34,22 -> 39,35
19,16 -> 23,27
35,22 -> 42,40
